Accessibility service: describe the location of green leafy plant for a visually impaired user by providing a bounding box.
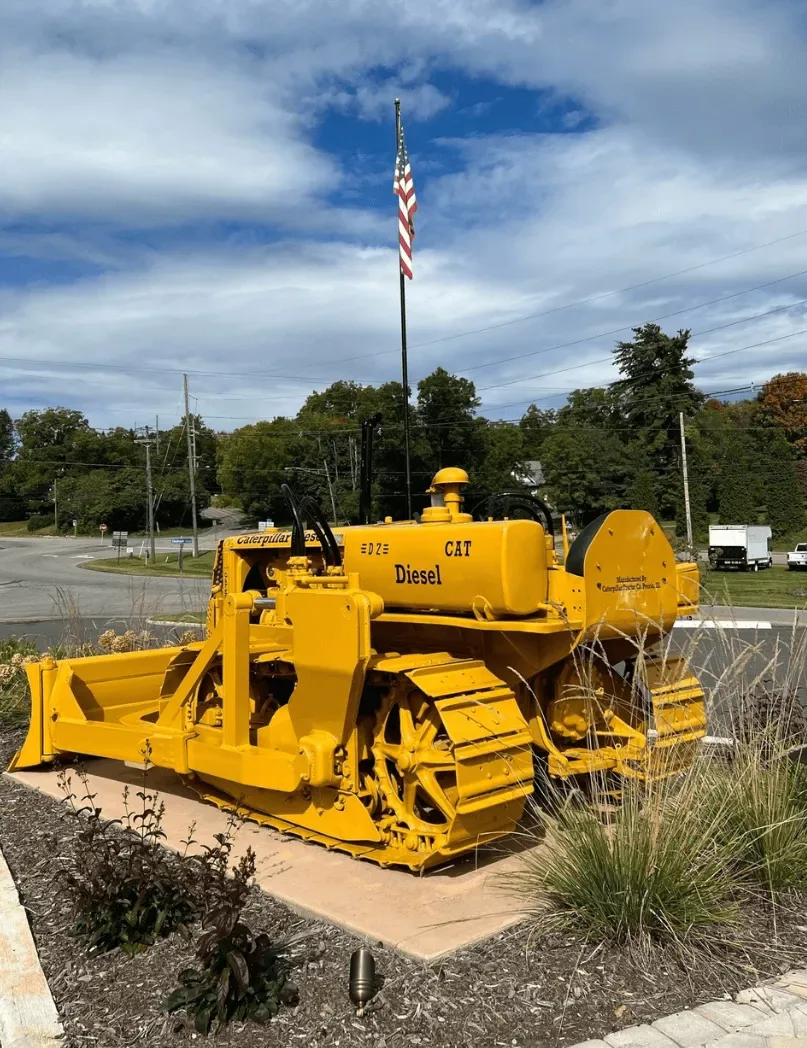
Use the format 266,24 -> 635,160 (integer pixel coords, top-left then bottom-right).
59,766 -> 198,954
0,636 -> 40,724
164,842 -> 297,1034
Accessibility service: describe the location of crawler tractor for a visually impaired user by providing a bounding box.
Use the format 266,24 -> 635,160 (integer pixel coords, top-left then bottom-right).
12,469 -> 706,870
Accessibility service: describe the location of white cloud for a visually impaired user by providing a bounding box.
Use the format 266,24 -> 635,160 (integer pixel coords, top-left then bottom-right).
2,0 -> 807,431
0,49 -> 336,224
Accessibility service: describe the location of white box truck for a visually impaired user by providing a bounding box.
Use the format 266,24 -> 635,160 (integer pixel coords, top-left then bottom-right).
708,525 -> 772,571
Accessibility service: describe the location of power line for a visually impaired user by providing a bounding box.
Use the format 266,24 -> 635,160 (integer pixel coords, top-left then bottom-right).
476,296 -> 807,394
457,266 -> 807,376
3,228 -> 807,387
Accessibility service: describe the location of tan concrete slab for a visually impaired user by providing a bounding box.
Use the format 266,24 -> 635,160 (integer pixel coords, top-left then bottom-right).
7,761 -> 538,963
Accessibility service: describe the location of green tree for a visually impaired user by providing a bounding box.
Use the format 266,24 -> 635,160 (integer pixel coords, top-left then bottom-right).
0,409 -> 18,521
716,433 -> 756,524
472,423 -> 528,504
158,417 -> 218,495
416,368 -> 484,475
541,426 -> 633,524
217,417 -> 308,524
613,324 -> 704,517
760,429 -> 806,538
628,468 -> 659,518
59,468 -> 146,531
519,405 -> 556,459
0,409 -> 13,467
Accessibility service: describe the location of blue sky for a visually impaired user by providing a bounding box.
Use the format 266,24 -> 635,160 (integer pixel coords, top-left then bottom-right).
1,0 -> 807,431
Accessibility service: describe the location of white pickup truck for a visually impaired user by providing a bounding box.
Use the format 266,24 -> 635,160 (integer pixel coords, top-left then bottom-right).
787,543 -> 807,571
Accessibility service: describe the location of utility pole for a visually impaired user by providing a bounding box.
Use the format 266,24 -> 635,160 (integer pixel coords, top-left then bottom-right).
155,415 -> 160,455
52,477 -> 58,532
136,428 -> 156,564
323,459 -> 338,523
184,374 -> 200,558
679,411 -> 693,549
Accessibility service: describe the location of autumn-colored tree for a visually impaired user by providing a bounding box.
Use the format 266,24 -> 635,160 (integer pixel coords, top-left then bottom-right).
758,372 -> 807,457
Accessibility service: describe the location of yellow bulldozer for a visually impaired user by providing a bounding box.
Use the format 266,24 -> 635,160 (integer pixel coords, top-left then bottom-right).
11,468 -> 706,870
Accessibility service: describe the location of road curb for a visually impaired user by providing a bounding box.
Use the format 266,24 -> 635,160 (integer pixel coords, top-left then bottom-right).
0,843 -> 63,1047
146,618 -> 205,628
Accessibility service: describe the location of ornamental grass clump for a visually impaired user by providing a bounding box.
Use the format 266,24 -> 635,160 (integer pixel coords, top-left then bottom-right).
697,622 -> 807,896
509,775 -> 738,948
701,750 -> 807,896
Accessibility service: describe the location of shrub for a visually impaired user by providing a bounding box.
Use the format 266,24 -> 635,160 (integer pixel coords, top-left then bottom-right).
26,513 -> 52,532
0,636 -> 40,724
97,628 -> 155,653
59,767 -> 198,955
164,844 -> 297,1034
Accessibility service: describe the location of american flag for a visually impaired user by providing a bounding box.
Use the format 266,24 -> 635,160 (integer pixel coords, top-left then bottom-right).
393,120 -> 417,280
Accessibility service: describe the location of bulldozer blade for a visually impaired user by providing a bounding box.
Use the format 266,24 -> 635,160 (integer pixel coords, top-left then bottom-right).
10,647 -> 189,772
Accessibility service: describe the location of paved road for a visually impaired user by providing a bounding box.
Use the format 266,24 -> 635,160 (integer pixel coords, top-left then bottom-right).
667,614 -> 805,737
0,535 -> 223,622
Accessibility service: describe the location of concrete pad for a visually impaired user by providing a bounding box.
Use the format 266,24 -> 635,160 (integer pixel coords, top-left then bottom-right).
653,1010 -> 726,1047
7,760 -> 540,963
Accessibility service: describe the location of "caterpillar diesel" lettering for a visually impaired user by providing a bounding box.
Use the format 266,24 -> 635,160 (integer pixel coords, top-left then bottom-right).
394,563 -> 442,585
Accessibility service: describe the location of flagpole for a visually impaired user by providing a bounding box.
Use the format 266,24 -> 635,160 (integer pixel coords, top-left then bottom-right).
395,98 -> 413,520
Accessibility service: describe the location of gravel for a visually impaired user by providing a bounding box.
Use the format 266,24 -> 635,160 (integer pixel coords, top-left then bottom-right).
3,726 -> 807,1048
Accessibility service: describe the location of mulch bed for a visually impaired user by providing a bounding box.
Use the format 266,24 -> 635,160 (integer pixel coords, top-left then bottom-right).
2,726 -> 807,1048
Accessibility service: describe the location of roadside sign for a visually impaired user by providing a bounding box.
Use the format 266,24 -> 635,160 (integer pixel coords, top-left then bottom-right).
258,520 -> 274,531
171,537 -> 192,545
111,531 -> 129,548
72,519 -> 78,527
99,524 -> 108,533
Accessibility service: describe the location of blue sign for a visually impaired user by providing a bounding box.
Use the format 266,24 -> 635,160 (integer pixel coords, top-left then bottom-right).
171,537 -> 192,545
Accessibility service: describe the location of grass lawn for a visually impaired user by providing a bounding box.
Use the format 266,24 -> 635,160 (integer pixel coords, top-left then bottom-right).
82,550 -> 215,578
0,520 -> 59,537
700,564 -> 807,610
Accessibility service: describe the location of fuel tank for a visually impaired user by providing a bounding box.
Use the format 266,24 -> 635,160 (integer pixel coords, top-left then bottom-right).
342,517 -> 548,617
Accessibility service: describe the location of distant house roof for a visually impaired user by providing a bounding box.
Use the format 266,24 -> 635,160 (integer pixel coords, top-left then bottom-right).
513,460 -> 544,487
